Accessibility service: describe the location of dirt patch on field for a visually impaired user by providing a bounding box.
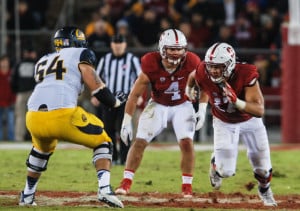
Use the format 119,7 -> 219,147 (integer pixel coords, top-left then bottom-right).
1,144 -> 300,209
1,190 -> 300,209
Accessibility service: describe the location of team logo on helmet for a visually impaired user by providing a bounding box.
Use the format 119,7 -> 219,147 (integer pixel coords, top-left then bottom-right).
53,26 -> 87,51
75,29 -> 85,41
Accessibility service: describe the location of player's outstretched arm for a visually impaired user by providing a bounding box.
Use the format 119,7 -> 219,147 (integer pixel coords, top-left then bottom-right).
79,63 -> 126,108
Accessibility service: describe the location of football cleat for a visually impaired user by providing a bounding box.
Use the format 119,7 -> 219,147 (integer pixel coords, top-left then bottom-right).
98,185 -> 124,208
115,178 -> 132,195
209,155 -> 222,190
258,187 -> 277,207
182,184 -> 193,198
19,191 -> 37,206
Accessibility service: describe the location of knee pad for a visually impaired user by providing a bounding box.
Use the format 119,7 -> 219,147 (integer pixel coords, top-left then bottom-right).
254,168 -> 272,184
26,147 -> 52,173
93,142 -> 113,165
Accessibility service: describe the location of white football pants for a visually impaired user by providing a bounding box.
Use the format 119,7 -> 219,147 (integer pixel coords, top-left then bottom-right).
136,100 -> 196,143
212,116 -> 272,177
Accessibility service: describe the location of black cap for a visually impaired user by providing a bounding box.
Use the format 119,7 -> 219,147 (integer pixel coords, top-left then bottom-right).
111,34 -> 126,43
23,44 -> 35,52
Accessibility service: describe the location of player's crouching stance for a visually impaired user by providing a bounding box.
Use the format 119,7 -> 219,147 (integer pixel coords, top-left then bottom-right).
115,29 -> 201,198
186,42 -> 277,207
19,26 -> 124,208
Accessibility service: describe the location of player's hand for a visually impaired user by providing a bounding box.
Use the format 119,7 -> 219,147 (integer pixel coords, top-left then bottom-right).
220,81 -> 246,110
194,103 -> 207,130
114,91 -> 127,107
185,86 -> 197,101
120,113 -> 133,146
223,82 -> 237,103
115,91 -> 127,104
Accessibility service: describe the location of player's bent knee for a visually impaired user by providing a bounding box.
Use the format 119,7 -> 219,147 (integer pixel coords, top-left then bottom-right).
254,168 -> 272,184
132,138 -> 148,150
26,147 -> 53,173
93,142 -> 113,164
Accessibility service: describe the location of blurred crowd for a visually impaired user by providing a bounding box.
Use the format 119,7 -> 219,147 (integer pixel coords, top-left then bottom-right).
0,0 -> 288,141
3,0 -> 288,50
82,0 -> 288,49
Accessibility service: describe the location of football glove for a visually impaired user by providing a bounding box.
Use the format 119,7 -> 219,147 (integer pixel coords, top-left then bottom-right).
120,113 -> 133,146
195,103 -> 207,130
114,91 -> 127,108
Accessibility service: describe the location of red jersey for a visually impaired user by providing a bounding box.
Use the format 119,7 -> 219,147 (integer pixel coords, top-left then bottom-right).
141,51 -> 201,106
195,62 -> 259,123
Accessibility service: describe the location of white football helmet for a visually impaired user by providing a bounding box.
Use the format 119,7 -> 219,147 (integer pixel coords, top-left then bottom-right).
204,42 -> 236,83
158,29 -> 187,65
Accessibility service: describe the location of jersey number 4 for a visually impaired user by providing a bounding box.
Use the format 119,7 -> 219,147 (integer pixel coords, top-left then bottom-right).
35,56 -> 67,82
164,81 -> 181,100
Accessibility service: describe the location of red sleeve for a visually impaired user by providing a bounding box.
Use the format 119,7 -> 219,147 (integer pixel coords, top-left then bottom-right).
244,64 -> 259,86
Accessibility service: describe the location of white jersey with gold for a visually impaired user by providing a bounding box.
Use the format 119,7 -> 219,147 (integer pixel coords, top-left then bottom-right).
28,48 -> 87,111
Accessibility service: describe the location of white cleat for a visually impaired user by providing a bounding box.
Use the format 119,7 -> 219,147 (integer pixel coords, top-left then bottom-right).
98,185 -> 124,208
209,155 -> 222,190
258,187 -> 277,207
19,191 -> 37,206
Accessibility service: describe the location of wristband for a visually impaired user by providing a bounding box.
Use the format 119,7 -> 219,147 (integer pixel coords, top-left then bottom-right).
123,113 -> 132,125
235,98 -> 246,110
198,103 -> 208,113
92,87 -> 116,108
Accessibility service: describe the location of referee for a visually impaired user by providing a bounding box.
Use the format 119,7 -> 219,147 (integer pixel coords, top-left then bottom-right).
91,34 -> 141,165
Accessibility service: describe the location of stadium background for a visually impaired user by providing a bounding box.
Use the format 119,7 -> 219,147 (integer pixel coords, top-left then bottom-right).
0,0 -> 291,143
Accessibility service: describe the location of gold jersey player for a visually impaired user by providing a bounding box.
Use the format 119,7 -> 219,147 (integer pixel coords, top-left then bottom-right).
115,29 -> 201,197
186,42 -> 277,206
19,26 -> 125,208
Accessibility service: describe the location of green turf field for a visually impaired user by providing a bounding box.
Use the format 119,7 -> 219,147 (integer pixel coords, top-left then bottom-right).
0,142 -> 299,210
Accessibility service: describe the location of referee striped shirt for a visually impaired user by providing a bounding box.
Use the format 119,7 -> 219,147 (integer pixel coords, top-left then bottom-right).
96,52 -> 141,95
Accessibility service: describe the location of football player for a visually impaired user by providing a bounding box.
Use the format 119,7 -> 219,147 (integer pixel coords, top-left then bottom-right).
19,26 -> 124,208
115,29 -> 201,197
186,42 -> 277,206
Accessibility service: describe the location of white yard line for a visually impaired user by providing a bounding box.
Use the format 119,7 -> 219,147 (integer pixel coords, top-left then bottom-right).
0,142 -> 248,151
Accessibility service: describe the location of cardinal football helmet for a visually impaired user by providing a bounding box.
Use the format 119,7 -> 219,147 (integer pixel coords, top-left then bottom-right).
53,26 -> 87,51
204,42 -> 236,83
158,29 -> 187,65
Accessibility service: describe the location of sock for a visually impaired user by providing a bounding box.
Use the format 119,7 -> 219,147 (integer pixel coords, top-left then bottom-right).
259,184 -> 270,193
182,173 -> 193,185
97,169 -> 110,188
24,176 -> 39,195
124,169 -> 135,180
259,181 -> 270,191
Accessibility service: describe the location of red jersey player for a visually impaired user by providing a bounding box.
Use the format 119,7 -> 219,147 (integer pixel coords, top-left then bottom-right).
186,42 -> 277,206
115,29 -> 201,197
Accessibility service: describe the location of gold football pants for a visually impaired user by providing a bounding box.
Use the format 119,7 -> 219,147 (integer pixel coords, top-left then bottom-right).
26,106 -> 111,153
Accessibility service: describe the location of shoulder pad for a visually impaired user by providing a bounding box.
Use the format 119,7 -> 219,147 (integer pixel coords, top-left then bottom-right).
79,49 -> 97,67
